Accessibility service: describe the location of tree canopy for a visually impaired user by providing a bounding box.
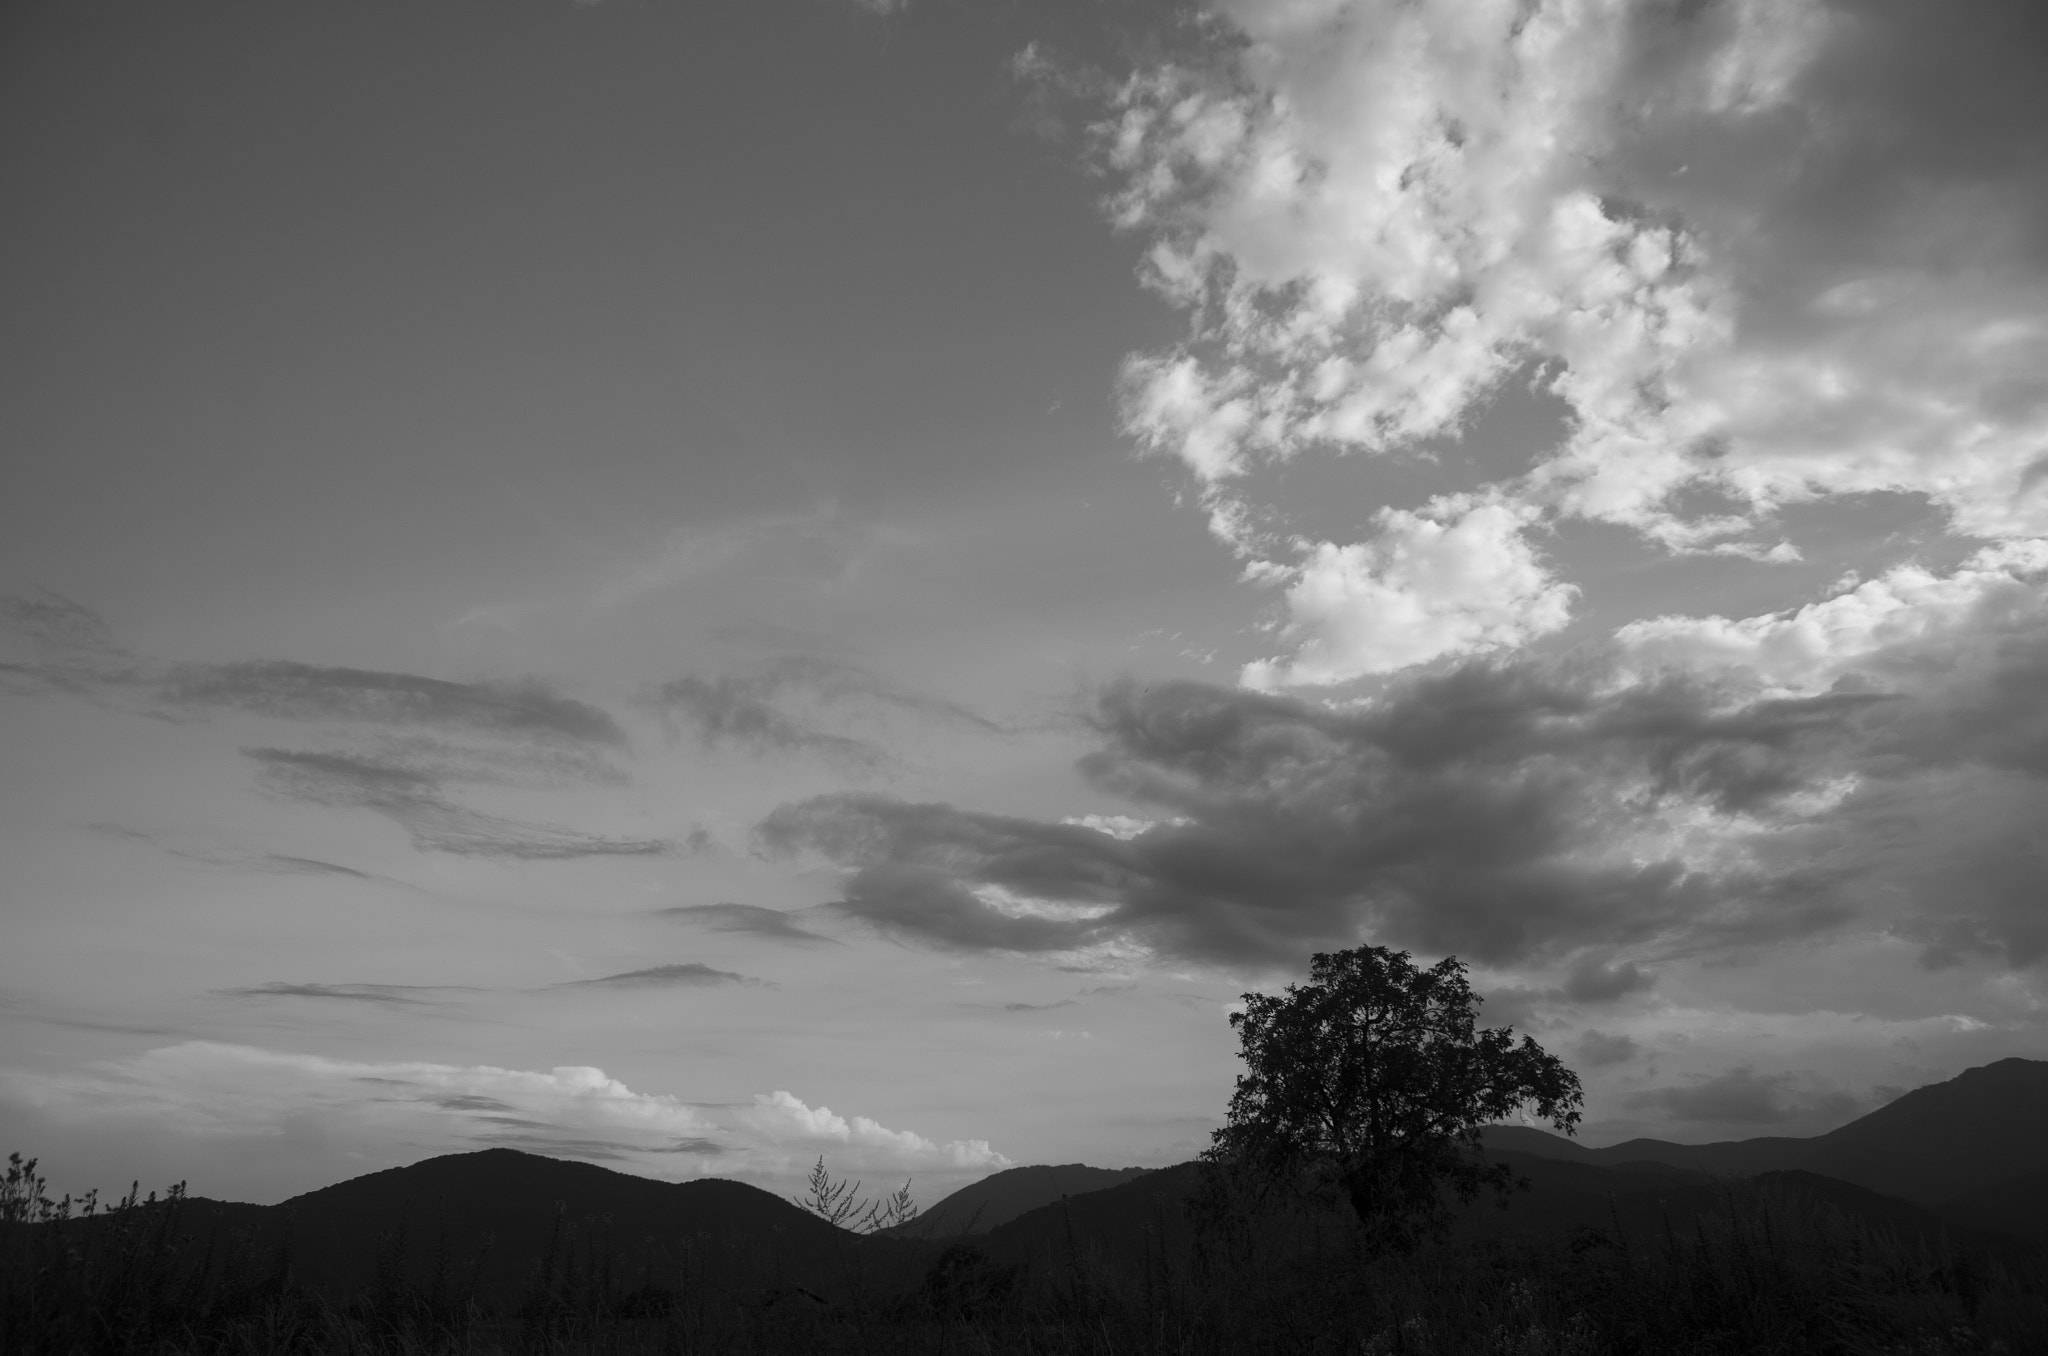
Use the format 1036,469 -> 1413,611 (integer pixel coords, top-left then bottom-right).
1205,945 -> 1583,1250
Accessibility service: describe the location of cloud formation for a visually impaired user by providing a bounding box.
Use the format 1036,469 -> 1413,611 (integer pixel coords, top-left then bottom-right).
559,963 -> 770,989
763,567 -> 2048,972
2,593 -> 624,748
654,903 -> 839,945
1631,1066 -> 1865,1129
642,655 -> 999,767
244,747 -> 669,860
219,982 -> 447,1006
1077,0 -> 2048,683
3,593 -> 655,858
0,1042 -> 1008,1189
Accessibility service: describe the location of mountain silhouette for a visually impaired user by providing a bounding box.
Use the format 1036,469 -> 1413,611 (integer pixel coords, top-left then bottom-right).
888,1163 -> 1151,1238
43,1148 -> 909,1305
1482,1057 -> 2048,1207
1800,1057 -> 2048,1203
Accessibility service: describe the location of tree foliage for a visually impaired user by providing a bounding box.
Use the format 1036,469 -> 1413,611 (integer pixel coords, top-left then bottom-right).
1205,945 -> 1583,1251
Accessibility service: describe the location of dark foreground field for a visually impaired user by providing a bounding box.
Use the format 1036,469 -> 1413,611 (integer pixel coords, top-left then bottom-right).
5,1146 -> 2046,1355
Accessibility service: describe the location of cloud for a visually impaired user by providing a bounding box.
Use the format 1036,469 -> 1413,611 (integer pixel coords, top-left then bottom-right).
0,1042 -> 1005,1190
89,825 -> 398,883
761,579 -> 2048,970
641,655 -> 999,766
1575,1030 -> 1641,1069
644,674 -> 882,767
1242,497 -> 1577,686
0,593 -> 624,748
259,855 -> 378,880
1071,0 -> 2048,678
160,661 -> 626,746
1618,541 -> 2048,691
654,903 -> 839,945
1561,958 -> 1655,1005
244,747 -> 669,860
1631,1066 -> 1864,1128
559,963 -> 770,989
736,1090 -> 1006,1171
219,982 -> 446,1006
3,594 -> 656,857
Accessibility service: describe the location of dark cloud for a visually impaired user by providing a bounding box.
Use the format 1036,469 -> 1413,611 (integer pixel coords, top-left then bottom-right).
654,903 -> 839,945
1562,959 -> 1656,1005
220,982 -> 441,1006
760,608 -> 2048,970
1576,1031 -> 1642,1069
1632,1068 -> 1865,1128
642,654 -> 1001,766
244,747 -> 669,860
1000,999 -> 1078,1012
649,1138 -> 725,1155
561,963 -> 769,988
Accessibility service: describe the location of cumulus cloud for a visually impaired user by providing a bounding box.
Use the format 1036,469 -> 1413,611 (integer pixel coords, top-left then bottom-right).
761,580 -> 2048,970
1072,0 -> 2048,680
0,1041 -> 1007,1189
737,1090 -> 1006,1170
1242,498 -> 1576,685
1619,541 -> 2048,691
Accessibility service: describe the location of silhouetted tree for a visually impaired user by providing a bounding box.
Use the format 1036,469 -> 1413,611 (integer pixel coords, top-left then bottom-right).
1206,945 -> 1583,1251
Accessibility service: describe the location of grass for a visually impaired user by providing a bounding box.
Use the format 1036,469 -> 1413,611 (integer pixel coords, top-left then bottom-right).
5,1152 -> 2044,1354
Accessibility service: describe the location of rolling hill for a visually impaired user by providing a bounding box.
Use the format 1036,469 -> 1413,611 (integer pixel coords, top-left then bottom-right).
889,1163 -> 1152,1238
1482,1056 -> 2048,1207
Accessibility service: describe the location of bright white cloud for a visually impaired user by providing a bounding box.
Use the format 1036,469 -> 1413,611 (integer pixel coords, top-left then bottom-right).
739,1090 -> 1005,1169
1619,541 -> 2048,691
0,1042 -> 1007,1192
1243,498 -> 1575,686
1094,0 -> 2048,678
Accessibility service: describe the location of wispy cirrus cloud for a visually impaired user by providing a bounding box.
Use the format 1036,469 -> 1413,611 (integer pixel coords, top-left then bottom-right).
557,963 -> 771,989
243,747 -> 668,860
653,903 -> 840,946
4,592 -> 658,859
218,982 -> 451,1007
2,592 -> 625,747
641,654 -> 1000,768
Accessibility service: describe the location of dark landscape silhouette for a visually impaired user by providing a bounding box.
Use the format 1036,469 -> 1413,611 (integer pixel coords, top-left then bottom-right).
7,1056 -> 2046,1353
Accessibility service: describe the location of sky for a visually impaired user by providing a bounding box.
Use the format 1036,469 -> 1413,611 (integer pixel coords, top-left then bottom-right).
3,0 -> 2046,1207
